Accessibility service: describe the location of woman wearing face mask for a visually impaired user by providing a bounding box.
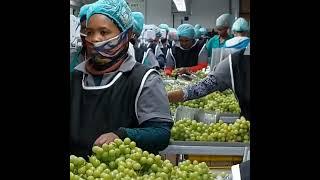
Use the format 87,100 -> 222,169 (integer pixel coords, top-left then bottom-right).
164,24 -> 208,76
70,0 -> 173,158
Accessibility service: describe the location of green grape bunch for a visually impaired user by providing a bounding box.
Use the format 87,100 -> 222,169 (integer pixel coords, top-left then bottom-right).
70,138 -> 218,180
171,89 -> 241,114
171,117 -> 250,143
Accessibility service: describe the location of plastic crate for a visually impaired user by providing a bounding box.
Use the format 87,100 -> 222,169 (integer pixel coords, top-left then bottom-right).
174,106 -> 202,122
186,155 -> 242,169
216,113 -> 240,123
174,106 -> 218,123
174,105 -> 240,124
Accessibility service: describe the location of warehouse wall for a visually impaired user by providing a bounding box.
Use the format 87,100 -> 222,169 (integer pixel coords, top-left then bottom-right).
145,0 -> 239,29
145,0 -> 172,26
173,0 -> 230,29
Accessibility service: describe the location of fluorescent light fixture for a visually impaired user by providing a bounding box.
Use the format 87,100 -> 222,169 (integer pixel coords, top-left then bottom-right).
173,0 -> 186,12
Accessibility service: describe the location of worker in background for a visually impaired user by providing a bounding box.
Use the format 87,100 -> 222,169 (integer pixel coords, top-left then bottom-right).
209,17 -> 250,69
70,0 -> 173,157
158,24 -> 171,57
168,27 -> 178,47
206,13 -> 234,58
199,28 -> 208,41
168,44 -> 250,120
224,17 -> 250,49
130,11 -> 145,63
198,27 -> 209,47
164,24 -> 208,75
141,25 -> 166,69
194,28 -> 201,39
208,28 -> 217,38
70,4 -> 91,73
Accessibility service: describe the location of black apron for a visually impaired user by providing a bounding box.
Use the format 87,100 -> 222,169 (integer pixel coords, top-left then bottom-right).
171,41 -> 203,68
230,49 -> 250,120
134,45 -> 147,63
70,63 -> 150,157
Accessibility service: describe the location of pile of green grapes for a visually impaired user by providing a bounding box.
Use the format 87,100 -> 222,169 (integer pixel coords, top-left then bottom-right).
191,71 -> 208,83
171,90 -> 240,114
70,138 -> 224,180
171,117 -> 250,143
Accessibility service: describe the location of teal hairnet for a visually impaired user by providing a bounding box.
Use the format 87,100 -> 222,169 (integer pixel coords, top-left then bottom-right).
86,0 -> 133,32
132,12 -> 144,36
79,4 -> 91,22
199,27 -> 207,35
177,24 -> 195,39
216,13 -> 234,28
232,17 -> 249,32
159,24 -> 170,32
194,28 -> 201,39
195,24 -> 201,30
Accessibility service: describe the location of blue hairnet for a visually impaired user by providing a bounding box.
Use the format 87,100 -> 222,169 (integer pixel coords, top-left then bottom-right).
132,12 -> 144,36
159,24 -> 170,32
194,28 -> 201,39
199,27 -> 207,35
79,4 -> 91,22
194,24 -> 201,30
86,0 -> 133,32
177,24 -> 195,39
216,13 -> 234,28
232,18 -> 249,32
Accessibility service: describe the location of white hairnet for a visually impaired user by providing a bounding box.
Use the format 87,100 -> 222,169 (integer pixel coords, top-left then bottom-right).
216,13 -> 234,28
232,17 -> 249,32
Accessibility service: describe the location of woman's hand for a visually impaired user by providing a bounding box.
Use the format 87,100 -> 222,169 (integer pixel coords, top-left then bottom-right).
94,132 -> 119,146
168,89 -> 185,103
176,67 -> 190,75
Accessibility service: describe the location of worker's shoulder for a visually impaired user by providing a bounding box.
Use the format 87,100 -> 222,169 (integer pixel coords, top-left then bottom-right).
131,62 -> 160,78
207,35 -> 219,45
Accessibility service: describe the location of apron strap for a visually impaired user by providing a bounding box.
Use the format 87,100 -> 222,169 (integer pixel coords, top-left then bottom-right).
229,54 -> 235,92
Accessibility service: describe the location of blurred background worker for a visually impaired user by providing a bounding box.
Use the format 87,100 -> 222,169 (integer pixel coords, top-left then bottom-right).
70,4 -> 91,73
209,17 -> 250,69
168,27 -> 178,47
158,23 -> 171,58
206,13 -> 234,59
130,11 -> 146,63
224,17 -> 250,49
199,27 -> 209,43
164,24 -> 208,75
141,24 -> 166,69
